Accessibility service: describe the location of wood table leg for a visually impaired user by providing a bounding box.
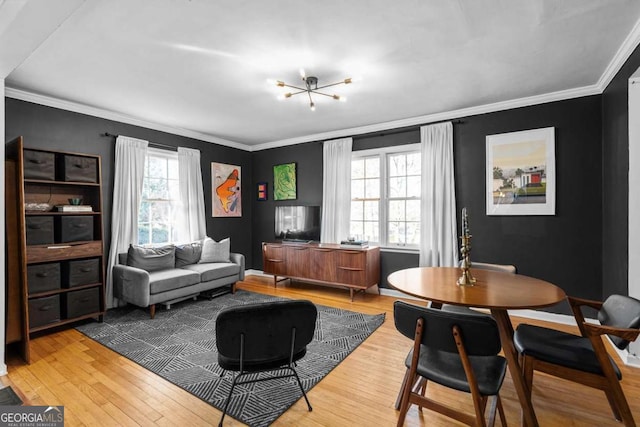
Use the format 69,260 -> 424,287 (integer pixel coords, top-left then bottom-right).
491,308 -> 538,427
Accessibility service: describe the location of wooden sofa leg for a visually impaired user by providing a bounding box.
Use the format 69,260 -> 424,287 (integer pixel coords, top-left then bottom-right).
149,304 -> 156,319
232,282 -> 237,294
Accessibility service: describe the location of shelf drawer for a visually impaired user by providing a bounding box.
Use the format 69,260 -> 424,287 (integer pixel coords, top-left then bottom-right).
23,150 -> 55,181
29,295 -> 61,328
64,258 -> 100,288
27,262 -> 61,293
56,216 -> 94,243
27,241 -> 103,263
61,155 -> 98,183
64,287 -> 101,319
26,216 -> 54,245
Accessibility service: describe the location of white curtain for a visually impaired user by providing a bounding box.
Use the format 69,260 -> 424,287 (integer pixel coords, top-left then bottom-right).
106,136 -> 148,308
419,122 -> 458,267
177,147 -> 207,242
321,137 -> 353,243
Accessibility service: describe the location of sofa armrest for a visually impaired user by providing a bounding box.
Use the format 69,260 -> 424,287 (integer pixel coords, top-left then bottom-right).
113,264 -> 151,307
229,252 -> 245,281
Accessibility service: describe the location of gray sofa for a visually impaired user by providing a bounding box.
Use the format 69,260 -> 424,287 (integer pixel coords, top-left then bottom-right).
113,242 -> 245,318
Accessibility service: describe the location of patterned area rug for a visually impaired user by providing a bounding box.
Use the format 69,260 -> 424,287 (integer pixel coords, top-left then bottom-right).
76,290 -> 385,426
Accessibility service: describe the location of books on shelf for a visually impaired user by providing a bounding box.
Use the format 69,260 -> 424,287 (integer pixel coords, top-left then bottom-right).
340,240 -> 369,248
55,205 -> 93,212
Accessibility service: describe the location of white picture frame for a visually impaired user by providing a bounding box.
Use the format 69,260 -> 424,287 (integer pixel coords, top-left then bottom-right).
212,162 -> 242,217
486,127 -> 555,216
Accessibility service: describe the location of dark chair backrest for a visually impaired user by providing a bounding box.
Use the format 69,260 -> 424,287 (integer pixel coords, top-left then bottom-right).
216,300 -> 317,364
394,300 -> 501,356
598,294 -> 640,349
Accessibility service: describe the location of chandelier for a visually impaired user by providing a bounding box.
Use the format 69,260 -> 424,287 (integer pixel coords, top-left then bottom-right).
275,70 -> 352,111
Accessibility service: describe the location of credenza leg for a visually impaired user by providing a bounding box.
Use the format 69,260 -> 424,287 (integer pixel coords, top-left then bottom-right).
350,288 -> 354,301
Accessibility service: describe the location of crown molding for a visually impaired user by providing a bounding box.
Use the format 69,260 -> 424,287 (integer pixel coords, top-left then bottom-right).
252,84 -> 601,151
7,9 -> 640,154
4,87 -> 252,151
597,15 -> 640,91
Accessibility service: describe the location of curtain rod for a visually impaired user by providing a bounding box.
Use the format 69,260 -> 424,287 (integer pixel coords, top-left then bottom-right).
355,119 -> 464,139
102,132 -> 178,151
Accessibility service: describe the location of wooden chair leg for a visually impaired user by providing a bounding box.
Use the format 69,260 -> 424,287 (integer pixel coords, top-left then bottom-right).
496,395 -> 507,427
485,396 -> 496,427
470,393 -> 488,427
397,372 -> 417,427
603,386 -> 622,422
520,355 -> 534,426
605,377 -> 636,427
417,378 -> 427,411
395,368 -> 411,410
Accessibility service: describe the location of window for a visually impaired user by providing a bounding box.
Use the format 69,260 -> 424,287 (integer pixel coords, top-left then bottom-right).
138,148 -> 180,245
350,144 -> 421,248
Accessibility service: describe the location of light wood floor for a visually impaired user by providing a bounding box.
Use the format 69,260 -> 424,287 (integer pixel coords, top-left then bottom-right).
4,275 -> 640,426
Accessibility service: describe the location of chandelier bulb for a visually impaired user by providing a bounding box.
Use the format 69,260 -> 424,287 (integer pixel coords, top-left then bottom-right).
344,78 -> 352,84
310,102 -> 315,111
276,80 -> 285,87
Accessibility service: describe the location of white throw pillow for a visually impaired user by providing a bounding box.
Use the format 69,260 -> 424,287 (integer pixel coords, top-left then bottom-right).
199,237 -> 230,263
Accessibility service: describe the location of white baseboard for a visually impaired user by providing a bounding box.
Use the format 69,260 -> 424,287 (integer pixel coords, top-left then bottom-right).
245,271 -> 638,368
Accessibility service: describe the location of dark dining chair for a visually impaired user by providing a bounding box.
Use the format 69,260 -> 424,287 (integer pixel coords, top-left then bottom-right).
394,300 -> 508,427
514,294 -> 640,426
215,299 -> 318,426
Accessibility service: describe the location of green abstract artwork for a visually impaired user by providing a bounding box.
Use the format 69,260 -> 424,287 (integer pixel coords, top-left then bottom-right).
273,163 -> 297,200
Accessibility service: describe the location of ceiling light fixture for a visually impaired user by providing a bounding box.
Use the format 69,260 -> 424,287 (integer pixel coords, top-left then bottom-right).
275,69 -> 351,111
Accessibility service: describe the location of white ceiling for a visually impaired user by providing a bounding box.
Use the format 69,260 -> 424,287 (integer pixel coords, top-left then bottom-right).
4,0 -> 640,150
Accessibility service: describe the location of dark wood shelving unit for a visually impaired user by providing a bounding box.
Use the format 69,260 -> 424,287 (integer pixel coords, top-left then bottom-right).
5,137 -> 106,363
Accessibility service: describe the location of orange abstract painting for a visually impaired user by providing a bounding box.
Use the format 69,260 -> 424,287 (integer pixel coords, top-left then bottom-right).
212,162 -> 241,217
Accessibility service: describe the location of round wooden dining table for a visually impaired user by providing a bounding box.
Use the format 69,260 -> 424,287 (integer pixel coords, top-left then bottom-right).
388,267 -> 566,427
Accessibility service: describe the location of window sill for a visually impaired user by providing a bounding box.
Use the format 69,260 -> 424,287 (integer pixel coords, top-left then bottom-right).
380,246 -> 420,254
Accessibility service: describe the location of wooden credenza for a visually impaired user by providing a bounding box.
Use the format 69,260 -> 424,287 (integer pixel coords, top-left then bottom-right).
262,242 -> 380,300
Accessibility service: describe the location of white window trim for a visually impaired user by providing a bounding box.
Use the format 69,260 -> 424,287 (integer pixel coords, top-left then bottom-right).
352,143 -> 421,251
139,147 -> 179,246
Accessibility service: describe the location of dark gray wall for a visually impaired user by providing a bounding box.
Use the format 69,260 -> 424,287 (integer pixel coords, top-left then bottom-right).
251,141 -> 324,267
602,44 -> 640,297
5,86 -> 613,314
455,97 -> 602,307
251,97 -> 603,313
5,98 -> 253,266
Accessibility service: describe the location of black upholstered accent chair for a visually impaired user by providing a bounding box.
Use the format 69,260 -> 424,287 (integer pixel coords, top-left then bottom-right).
215,299 -> 318,426
514,294 -> 640,426
394,300 -> 508,427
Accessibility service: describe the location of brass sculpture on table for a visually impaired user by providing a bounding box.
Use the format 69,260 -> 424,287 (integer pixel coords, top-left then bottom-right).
458,207 -> 476,286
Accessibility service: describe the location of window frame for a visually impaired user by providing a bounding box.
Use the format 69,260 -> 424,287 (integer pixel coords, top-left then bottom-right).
351,143 -> 421,251
138,147 -> 180,246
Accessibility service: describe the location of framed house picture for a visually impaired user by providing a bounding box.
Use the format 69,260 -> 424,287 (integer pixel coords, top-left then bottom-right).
486,127 -> 556,216
273,162 -> 297,200
212,162 -> 242,217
